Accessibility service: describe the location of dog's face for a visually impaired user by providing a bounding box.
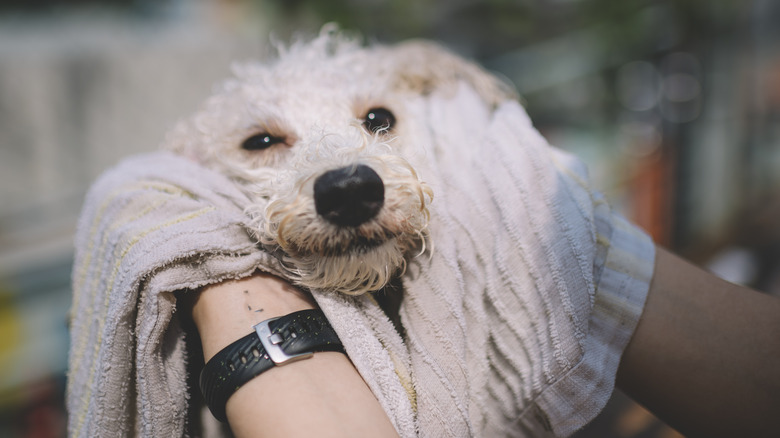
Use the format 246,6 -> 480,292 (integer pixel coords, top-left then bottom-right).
163,32 -> 513,295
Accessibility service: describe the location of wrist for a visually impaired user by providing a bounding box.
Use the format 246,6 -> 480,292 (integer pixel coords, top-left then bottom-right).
199,308 -> 344,422
190,272 -> 316,361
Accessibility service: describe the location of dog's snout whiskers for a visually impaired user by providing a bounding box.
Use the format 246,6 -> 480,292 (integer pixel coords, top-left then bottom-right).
314,164 -> 384,227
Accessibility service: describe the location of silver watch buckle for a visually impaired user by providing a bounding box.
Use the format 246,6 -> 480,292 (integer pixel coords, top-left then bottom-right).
254,317 -> 314,365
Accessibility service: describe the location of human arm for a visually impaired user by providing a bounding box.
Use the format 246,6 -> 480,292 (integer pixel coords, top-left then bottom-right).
617,246 -> 780,437
189,272 -> 400,438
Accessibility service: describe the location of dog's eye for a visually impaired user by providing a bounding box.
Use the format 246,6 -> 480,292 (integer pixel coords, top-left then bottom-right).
363,108 -> 396,133
241,133 -> 285,151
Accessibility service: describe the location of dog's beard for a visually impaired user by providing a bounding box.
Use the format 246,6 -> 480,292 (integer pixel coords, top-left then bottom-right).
244,145 -> 432,295
277,238 -> 414,295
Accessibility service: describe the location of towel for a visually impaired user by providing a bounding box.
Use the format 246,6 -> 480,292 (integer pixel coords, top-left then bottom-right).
67,84 -> 654,437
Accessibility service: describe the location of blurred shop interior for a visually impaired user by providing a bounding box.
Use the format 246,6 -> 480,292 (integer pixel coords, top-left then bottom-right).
1,0 -> 779,437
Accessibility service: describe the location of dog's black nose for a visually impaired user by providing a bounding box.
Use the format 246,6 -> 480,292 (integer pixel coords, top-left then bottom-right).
314,164 -> 384,227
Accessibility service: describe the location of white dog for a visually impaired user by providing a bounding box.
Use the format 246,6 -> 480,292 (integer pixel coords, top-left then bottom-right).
163,28 -> 513,296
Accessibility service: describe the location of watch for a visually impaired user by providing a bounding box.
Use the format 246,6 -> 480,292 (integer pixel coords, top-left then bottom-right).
199,309 -> 344,422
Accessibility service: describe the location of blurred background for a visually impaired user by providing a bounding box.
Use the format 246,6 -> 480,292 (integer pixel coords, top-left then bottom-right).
1,0 -> 779,436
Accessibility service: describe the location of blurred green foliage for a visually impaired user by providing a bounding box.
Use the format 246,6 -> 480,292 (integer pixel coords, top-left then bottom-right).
254,0 -> 751,58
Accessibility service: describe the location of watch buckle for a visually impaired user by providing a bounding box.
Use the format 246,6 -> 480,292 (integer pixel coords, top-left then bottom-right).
254,317 -> 314,365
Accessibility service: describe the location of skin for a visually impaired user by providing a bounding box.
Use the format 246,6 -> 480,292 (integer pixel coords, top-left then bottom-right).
189,247 -> 780,437
189,272 -> 400,438
617,246 -> 780,438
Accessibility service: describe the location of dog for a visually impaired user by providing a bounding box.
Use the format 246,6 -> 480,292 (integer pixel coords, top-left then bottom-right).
162,28 -> 514,299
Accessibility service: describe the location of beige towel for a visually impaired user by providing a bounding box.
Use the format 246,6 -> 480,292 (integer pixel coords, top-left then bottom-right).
68,84 -> 654,437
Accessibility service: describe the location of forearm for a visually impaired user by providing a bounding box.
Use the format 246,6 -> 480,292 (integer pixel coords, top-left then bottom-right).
617,246 -> 780,437
190,272 -> 399,438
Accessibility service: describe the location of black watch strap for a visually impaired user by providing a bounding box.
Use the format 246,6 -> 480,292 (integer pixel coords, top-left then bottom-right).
199,309 -> 344,422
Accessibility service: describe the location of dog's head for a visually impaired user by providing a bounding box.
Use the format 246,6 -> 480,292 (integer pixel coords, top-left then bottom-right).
163,28 -> 515,295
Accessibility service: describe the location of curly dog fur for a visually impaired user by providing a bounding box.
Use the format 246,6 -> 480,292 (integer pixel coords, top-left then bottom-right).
163,27 -> 513,295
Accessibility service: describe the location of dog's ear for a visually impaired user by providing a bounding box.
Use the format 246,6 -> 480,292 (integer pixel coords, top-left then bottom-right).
385,40 -> 517,108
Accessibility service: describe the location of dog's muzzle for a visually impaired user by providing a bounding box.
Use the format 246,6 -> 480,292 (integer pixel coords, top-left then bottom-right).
314,164 -> 384,227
